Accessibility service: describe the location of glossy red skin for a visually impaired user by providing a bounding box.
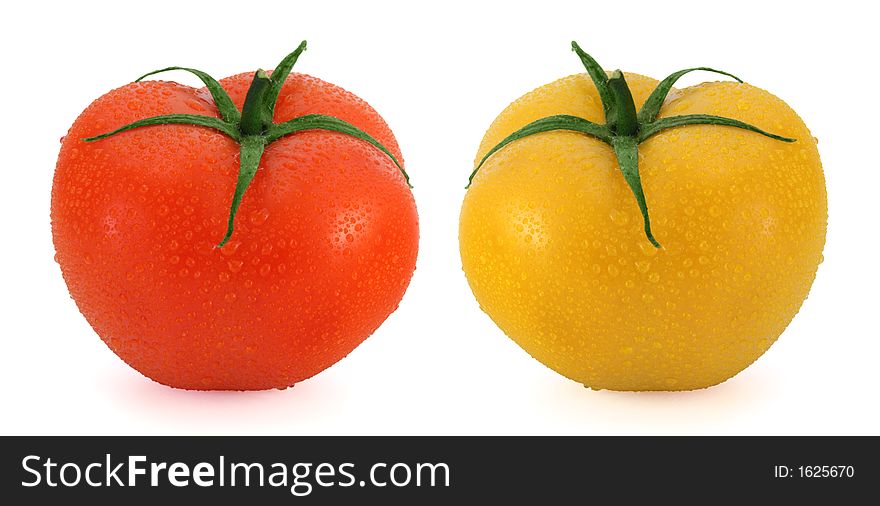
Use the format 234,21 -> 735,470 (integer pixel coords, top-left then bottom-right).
51,72 -> 418,390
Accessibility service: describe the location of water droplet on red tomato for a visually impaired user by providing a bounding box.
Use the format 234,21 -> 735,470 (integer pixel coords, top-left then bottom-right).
196,241 -> 213,255
249,208 -> 270,226
185,99 -> 205,112
220,240 -> 241,256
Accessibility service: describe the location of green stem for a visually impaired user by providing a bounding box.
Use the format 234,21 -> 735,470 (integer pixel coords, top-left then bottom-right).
239,70 -> 273,136
606,71 -> 639,137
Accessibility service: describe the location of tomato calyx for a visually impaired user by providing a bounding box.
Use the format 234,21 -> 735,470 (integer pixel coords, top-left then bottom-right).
83,41 -> 411,248
466,42 -> 796,248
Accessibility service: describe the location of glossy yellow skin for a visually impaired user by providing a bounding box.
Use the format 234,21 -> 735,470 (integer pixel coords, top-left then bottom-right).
459,73 -> 826,391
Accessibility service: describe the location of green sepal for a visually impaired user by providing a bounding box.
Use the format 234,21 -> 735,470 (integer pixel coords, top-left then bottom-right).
639,114 -> 796,143
218,136 -> 267,248
611,136 -> 659,248
638,67 -> 742,124
83,114 -> 240,142
136,66 -> 241,124
571,41 -> 613,119
466,115 -> 611,188
265,41 -> 308,117
267,114 -> 411,187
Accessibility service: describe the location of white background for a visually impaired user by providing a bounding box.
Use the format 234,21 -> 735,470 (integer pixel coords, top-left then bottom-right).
1,0 -> 877,435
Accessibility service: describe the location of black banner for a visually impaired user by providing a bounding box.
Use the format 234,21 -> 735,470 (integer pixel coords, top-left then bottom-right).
2,436 -> 875,503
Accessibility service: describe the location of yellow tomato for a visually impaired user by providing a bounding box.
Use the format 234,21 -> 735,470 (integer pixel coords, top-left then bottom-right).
459,55 -> 826,391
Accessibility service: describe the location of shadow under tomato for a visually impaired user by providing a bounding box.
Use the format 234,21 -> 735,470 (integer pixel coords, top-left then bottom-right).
526,363 -> 780,434
101,367 -> 351,434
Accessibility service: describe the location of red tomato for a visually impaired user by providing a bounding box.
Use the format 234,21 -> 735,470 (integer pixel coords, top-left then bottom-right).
51,54 -> 418,390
